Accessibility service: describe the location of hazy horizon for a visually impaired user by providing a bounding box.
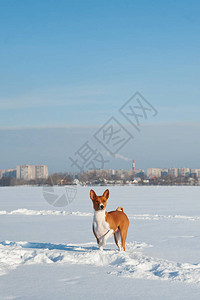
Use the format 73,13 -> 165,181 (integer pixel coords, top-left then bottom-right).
1,122 -> 200,173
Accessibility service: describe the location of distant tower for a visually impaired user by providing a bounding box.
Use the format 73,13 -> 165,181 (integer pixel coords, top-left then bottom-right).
132,160 -> 135,171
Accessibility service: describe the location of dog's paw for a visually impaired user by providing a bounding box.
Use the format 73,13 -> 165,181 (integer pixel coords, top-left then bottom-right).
98,240 -> 104,251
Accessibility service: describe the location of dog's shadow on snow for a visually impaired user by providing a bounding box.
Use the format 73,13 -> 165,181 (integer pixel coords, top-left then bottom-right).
0,241 -> 117,252
21,242 -> 113,252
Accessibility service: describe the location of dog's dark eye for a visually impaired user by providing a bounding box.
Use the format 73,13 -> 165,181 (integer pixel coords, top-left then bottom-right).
103,200 -> 105,203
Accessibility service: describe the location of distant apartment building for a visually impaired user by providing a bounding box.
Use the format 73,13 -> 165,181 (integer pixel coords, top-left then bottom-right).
116,169 -> 131,178
115,169 -> 125,178
115,169 -> 144,179
111,169 -> 116,176
168,168 -> 178,177
16,165 -> 48,180
85,168 -> 144,179
147,168 -> 200,178
0,170 -> 5,179
86,169 -> 115,178
0,169 -> 16,179
135,169 -> 145,177
35,165 -> 48,179
3,169 -> 17,178
178,168 -> 190,177
17,165 -> 35,180
147,168 -> 162,178
190,169 -> 200,178
161,168 -> 168,177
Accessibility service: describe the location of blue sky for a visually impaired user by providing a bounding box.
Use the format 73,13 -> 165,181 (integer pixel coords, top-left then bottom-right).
0,0 -> 200,172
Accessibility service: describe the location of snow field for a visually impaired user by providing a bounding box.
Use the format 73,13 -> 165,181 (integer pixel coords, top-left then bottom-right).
1,186 -> 200,299
0,212 -> 200,283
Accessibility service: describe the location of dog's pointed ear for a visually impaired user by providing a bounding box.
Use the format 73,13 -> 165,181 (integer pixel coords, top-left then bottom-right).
90,189 -> 97,201
103,189 -> 109,200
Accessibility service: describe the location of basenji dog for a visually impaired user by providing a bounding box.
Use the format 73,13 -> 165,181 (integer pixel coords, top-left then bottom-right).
90,189 -> 129,251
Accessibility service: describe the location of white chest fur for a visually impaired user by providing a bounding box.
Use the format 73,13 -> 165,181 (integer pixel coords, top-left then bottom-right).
93,210 -> 110,239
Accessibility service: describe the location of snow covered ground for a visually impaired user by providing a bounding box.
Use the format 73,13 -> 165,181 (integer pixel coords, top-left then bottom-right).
0,186 -> 200,299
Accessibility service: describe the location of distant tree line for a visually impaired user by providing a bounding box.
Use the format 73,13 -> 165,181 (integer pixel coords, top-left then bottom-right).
0,172 -> 199,186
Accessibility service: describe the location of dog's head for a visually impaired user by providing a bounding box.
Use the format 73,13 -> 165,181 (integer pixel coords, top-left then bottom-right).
90,189 -> 109,211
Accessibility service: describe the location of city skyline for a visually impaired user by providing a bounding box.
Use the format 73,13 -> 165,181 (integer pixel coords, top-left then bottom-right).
0,164 -> 48,180
1,164 -> 200,177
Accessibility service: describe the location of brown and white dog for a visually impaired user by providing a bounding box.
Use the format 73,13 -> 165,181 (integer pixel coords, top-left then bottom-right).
90,189 -> 129,251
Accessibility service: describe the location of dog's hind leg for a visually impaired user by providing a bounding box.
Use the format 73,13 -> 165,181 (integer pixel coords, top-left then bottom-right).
114,228 -> 122,251
120,224 -> 129,251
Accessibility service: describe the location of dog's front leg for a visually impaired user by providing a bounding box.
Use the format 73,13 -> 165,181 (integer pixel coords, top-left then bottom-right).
98,230 -> 114,251
93,224 -> 100,245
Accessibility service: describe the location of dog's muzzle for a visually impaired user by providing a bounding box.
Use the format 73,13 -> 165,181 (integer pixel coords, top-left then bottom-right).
100,204 -> 104,210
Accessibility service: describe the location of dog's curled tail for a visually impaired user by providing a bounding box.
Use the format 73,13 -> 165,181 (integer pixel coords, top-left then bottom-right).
116,206 -> 123,212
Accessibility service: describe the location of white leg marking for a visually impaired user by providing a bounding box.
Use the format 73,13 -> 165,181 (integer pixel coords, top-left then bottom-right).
115,229 -> 122,251
99,230 -> 114,250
